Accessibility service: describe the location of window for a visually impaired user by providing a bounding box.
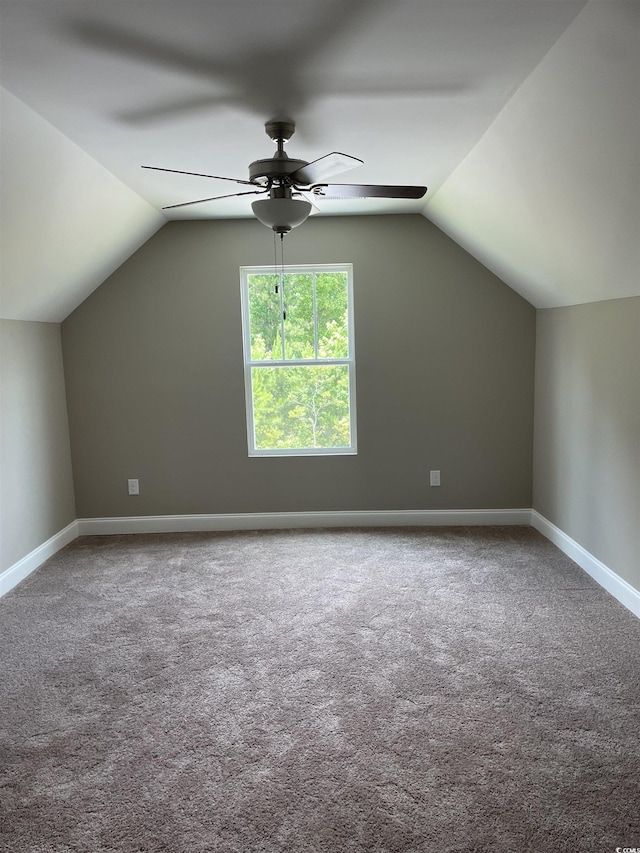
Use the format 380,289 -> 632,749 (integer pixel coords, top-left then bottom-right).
240,264 -> 357,456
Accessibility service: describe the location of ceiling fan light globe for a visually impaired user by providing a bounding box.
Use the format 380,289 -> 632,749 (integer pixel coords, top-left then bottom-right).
251,198 -> 312,233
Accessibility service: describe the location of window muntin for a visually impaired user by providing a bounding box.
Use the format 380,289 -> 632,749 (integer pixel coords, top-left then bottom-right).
240,264 -> 356,456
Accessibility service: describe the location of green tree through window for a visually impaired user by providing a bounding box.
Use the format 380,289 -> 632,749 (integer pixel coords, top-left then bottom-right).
240,264 -> 357,456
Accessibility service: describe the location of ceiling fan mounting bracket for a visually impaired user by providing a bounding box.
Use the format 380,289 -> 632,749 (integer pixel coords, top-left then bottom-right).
265,120 -> 296,143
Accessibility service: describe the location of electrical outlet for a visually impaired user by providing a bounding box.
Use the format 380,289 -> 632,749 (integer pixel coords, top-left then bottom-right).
127,479 -> 140,495
429,470 -> 441,487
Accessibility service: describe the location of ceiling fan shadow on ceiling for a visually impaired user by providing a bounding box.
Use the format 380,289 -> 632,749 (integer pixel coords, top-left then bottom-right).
142,120 -> 427,236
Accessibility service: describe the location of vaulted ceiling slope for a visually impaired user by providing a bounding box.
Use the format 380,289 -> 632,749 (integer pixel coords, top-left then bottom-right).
0,88 -> 165,322
0,1 -> 637,322
425,0 -> 640,309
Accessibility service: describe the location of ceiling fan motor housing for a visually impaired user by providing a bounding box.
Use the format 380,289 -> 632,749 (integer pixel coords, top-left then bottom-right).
249,157 -> 309,184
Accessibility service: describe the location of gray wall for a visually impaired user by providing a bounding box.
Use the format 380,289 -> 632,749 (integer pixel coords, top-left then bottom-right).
62,215 -> 536,518
533,297 -> 640,589
0,320 -> 76,572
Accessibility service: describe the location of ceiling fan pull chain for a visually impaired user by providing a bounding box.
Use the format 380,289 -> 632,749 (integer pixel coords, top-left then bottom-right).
273,231 -> 279,293
280,233 -> 286,319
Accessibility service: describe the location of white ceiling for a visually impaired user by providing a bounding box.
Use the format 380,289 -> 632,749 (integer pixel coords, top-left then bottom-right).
1,0 -> 638,320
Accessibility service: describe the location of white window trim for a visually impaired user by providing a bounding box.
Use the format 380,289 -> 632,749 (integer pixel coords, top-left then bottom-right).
240,263 -> 357,457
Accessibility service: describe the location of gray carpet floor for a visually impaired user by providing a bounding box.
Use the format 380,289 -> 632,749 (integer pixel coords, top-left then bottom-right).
1,526 -> 639,853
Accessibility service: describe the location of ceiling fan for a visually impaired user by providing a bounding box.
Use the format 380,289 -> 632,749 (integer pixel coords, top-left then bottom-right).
143,120 -> 427,235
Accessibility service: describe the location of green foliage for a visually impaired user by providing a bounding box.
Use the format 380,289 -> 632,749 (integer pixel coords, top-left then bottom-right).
246,271 -> 352,450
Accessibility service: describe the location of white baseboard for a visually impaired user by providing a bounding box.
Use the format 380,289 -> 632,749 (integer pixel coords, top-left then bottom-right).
3,511 -> 637,622
77,508 -> 532,536
531,510 -> 640,619
0,520 -> 80,598
0,509 -> 529,598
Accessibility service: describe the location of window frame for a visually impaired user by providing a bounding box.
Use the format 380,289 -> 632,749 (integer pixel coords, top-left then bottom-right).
240,263 -> 357,457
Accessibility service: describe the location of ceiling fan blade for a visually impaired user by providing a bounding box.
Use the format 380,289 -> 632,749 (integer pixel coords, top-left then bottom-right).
122,94 -> 237,125
70,21 -> 228,81
291,153 -> 363,185
311,183 -> 427,200
142,166 -> 254,186
293,192 -> 321,217
162,189 -> 266,210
